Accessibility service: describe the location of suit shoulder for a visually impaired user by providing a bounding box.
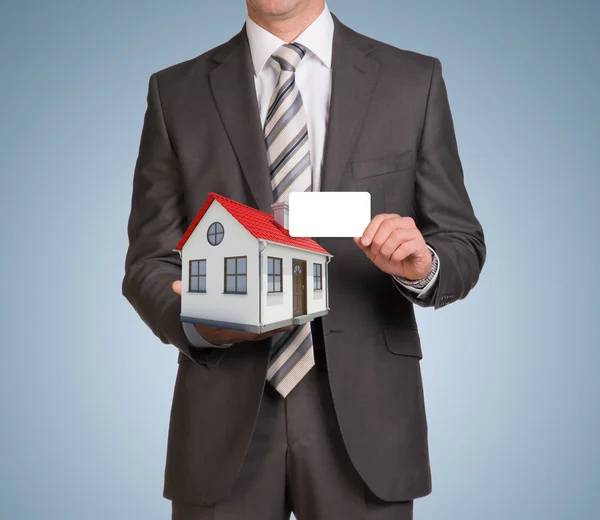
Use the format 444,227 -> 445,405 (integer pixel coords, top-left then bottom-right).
151,32 -> 240,85
341,22 -> 437,73
375,42 -> 437,71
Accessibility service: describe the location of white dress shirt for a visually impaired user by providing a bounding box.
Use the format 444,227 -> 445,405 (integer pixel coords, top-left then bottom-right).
247,4 -> 333,191
184,3 -> 440,347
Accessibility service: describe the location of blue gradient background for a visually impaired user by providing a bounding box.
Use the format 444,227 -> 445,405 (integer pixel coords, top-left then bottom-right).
1,1 -> 598,519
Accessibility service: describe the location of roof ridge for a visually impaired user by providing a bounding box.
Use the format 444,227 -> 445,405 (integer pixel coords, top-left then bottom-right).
211,191 -> 275,217
175,192 -> 331,256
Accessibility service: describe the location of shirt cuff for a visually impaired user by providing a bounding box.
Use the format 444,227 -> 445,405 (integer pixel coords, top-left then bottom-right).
182,322 -> 233,348
392,245 -> 440,299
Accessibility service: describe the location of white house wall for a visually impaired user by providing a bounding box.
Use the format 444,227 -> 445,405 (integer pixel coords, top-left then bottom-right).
181,201 -> 259,327
260,242 -> 329,326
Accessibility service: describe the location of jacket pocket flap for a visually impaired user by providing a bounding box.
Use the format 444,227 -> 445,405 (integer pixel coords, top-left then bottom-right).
383,326 -> 423,359
351,150 -> 414,179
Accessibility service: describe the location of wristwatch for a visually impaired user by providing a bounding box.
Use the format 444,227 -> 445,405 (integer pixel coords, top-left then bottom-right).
394,247 -> 438,289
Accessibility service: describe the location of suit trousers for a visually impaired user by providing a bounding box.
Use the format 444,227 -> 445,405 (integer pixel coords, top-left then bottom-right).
171,341 -> 414,520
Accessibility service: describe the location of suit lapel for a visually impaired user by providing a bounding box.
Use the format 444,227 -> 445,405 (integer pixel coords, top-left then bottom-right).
321,14 -> 380,193
208,16 -> 379,208
209,26 -> 274,214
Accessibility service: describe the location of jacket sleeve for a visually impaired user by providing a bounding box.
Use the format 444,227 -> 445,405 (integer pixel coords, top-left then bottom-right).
121,72 -> 211,363
183,322 -> 234,349
394,57 -> 486,309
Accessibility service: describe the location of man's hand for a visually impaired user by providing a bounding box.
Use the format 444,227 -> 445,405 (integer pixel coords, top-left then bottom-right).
171,281 -> 292,345
354,214 -> 433,280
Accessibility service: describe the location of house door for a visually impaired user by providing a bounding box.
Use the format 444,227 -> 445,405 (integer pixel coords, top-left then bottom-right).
292,259 -> 307,317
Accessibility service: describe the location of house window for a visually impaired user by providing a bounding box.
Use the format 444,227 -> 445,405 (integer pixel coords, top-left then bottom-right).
268,257 -> 282,293
207,222 -> 224,246
224,256 -> 247,294
313,263 -> 323,290
189,259 -> 206,293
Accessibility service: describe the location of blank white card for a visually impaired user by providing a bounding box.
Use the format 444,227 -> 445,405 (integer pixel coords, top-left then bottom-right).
288,192 -> 371,238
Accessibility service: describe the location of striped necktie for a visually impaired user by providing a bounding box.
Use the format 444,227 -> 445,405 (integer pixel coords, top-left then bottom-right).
264,43 -> 315,398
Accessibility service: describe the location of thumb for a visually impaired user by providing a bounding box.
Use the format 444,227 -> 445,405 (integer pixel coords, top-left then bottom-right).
172,280 -> 182,296
353,236 -> 368,252
354,236 -> 375,261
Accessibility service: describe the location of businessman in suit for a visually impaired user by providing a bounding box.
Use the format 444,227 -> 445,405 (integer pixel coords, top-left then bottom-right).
122,1 -> 486,518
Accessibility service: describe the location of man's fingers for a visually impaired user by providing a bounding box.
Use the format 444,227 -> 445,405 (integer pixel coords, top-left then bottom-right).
354,236 -> 370,253
353,236 -> 371,253
390,239 -> 421,265
248,331 -> 279,342
377,229 -> 419,262
360,214 -> 416,248
229,331 -> 259,342
275,325 -> 295,333
369,217 -> 404,256
193,323 -> 295,345
354,236 -> 376,261
193,324 -> 252,344
172,280 -> 182,296
359,214 -> 393,247
248,325 -> 294,342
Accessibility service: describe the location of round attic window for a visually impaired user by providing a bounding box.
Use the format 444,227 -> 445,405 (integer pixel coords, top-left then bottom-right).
207,222 -> 224,246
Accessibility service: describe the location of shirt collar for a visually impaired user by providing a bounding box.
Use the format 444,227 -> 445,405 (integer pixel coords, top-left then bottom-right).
245,3 -> 334,76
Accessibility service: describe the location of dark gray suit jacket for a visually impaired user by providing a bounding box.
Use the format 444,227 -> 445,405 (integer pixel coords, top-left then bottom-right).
122,12 -> 486,506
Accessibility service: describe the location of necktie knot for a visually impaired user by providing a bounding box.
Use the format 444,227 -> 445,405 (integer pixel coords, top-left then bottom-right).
271,42 -> 307,72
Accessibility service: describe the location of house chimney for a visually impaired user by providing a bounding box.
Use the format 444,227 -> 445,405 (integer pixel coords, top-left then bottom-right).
272,201 -> 289,230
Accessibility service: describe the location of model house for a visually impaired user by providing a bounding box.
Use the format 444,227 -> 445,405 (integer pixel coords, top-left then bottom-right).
173,192 -> 332,334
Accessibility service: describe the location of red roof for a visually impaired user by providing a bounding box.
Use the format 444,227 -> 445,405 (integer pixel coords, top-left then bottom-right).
175,192 -> 331,256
